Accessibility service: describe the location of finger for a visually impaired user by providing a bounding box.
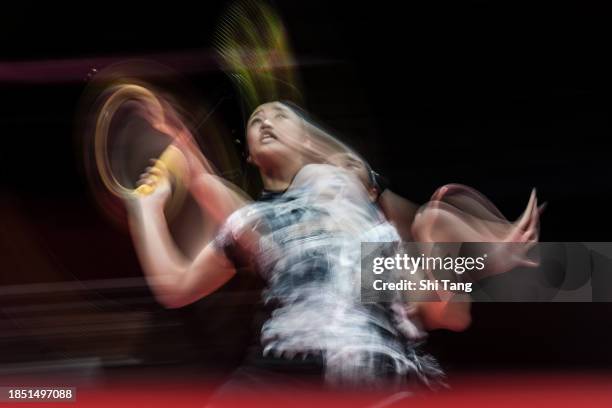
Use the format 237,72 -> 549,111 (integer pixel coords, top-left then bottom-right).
432,186 -> 448,201
526,200 -> 540,233
139,175 -> 158,186
527,198 -> 540,231
538,202 -> 548,216
148,167 -> 163,177
521,228 -> 537,242
137,174 -> 151,184
520,199 -> 538,234
138,177 -> 149,186
516,188 -> 537,230
526,188 -> 536,213
153,159 -> 167,170
526,188 -> 537,220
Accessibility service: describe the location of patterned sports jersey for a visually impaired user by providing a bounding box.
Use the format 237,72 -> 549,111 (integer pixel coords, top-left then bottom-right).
213,164 -> 442,386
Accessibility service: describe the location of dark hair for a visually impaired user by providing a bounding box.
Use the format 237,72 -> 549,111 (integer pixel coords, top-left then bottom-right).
278,100 -> 312,122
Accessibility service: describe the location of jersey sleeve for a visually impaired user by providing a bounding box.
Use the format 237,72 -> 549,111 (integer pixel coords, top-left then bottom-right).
211,209 -> 245,267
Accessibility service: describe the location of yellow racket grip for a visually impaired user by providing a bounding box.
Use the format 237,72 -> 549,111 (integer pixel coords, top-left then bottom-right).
133,145 -> 188,197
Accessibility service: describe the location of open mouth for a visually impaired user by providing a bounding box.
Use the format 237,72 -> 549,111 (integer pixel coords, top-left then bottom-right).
260,131 -> 278,143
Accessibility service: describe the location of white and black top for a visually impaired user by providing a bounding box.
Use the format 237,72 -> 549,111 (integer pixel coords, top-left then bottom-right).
213,164 -> 442,387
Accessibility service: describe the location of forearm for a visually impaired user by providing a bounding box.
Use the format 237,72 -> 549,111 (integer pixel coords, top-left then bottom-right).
418,293 -> 472,332
128,202 -> 189,304
411,270 -> 472,331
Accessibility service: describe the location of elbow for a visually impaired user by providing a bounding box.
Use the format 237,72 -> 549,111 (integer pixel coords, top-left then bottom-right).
420,301 -> 472,332
144,266 -> 192,309
156,293 -> 189,309
424,313 -> 472,332
443,313 -> 472,332
153,276 -> 213,310
150,278 -> 191,309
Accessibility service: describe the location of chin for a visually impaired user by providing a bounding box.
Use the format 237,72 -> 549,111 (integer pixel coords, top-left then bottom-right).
255,145 -> 294,161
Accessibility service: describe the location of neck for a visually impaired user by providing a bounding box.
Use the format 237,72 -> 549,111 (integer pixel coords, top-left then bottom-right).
259,160 -> 304,192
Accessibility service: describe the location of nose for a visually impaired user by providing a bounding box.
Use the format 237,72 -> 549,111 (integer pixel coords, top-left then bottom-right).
261,118 -> 273,128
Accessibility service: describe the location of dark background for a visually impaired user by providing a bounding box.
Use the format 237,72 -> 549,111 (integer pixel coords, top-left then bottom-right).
1,1 -> 611,377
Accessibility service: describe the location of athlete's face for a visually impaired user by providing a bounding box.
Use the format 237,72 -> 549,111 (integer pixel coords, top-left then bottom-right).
246,102 -> 307,169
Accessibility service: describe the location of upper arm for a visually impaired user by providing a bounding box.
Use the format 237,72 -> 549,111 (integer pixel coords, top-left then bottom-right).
190,173 -> 249,224
378,190 -> 419,241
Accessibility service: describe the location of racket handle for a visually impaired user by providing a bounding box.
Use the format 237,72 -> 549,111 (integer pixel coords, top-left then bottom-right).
133,145 -> 188,197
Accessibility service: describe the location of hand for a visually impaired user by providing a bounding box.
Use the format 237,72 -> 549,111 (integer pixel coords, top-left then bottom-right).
132,158 -> 172,211
483,189 -> 544,275
508,188 -> 543,241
